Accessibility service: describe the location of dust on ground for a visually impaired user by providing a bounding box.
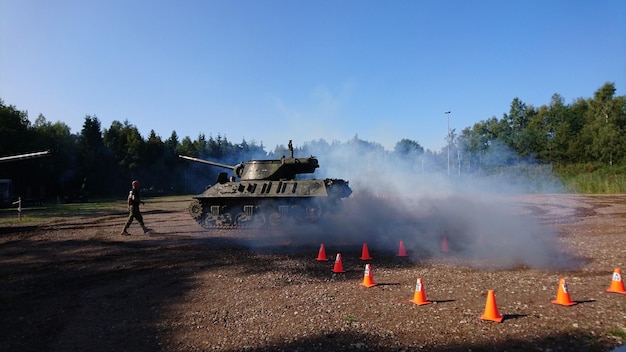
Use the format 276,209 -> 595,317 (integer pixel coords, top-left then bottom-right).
1,194 -> 625,351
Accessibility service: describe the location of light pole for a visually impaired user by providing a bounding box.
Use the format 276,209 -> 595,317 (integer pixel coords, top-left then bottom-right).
445,111 -> 451,176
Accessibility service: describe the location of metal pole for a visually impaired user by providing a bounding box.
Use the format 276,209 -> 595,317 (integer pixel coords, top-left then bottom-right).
445,111 -> 451,176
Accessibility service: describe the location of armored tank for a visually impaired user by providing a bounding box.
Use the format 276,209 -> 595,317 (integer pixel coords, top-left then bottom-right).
179,142 -> 352,229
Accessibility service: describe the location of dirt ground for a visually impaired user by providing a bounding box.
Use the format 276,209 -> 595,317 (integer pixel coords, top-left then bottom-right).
1,194 -> 625,352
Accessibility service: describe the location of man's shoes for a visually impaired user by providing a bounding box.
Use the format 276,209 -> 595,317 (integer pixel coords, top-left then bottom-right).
143,228 -> 153,234
121,230 -> 131,236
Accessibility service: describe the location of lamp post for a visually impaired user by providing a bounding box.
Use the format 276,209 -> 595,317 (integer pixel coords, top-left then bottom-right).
444,111 -> 451,176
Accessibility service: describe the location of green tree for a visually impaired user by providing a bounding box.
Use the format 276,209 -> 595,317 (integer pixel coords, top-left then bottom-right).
0,99 -> 31,155
565,98 -> 589,163
464,117 -> 506,170
394,138 -> 424,156
103,120 -> 145,190
31,114 -> 76,196
503,97 -> 536,157
543,94 -> 566,163
145,130 -> 164,166
457,126 -> 483,173
77,115 -> 111,196
178,136 -> 196,156
142,130 -> 167,190
166,131 -> 179,152
393,138 -> 425,173
581,83 -> 624,165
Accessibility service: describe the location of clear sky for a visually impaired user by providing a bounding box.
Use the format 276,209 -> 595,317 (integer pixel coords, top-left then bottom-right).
1,0 -> 624,152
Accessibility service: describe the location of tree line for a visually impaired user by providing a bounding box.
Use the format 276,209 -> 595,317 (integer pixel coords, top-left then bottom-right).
455,82 -> 625,170
0,82 -> 623,201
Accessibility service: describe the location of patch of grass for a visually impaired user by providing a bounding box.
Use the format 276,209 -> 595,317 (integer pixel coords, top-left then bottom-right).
0,195 -> 192,225
556,163 -> 626,193
345,314 -> 358,323
607,327 -> 626,339
0,201 -> 121,223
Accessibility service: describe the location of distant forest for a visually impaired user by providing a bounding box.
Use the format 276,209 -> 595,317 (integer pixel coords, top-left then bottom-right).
0,82 -> 624,200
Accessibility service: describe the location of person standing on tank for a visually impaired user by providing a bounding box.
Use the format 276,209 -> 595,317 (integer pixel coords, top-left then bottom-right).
121,180 -> 152,236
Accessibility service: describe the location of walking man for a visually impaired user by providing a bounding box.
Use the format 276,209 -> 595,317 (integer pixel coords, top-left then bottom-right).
121,180 -> 152,236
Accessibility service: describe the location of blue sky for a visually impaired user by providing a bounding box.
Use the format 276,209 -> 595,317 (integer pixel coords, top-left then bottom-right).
1,0 -> 624,152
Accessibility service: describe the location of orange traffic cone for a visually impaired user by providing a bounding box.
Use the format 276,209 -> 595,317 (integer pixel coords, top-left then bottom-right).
551,278 -> 577,306
441,237 -> 449,253
360,243 -> 372,260
397,240 -> 408,257
480,290 -> 503,322
316,243 -> 328,261
359,264 -> 377,287
331,253 -> 346,273
607,268 -> 626,294
409,278 -> 432,305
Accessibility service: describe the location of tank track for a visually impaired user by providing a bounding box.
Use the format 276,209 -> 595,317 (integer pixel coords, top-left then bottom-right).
188,199 -> 323,230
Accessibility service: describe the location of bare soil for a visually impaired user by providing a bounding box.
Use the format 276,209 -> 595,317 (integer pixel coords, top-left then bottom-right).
1,194 -> 625,352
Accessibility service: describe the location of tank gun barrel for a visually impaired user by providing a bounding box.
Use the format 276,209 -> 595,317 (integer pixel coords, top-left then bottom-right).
0,150 -> 51,164
178,155 -> 238,171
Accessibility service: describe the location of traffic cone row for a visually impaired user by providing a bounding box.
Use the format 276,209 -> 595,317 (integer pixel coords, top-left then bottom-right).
318,244 -> 623,319
321,241 -> 407,277
319,238 -> 452,262
318,242 -> 376,263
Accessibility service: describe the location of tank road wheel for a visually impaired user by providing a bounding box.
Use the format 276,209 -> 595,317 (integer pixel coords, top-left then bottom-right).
269,212 -> 283,227
290,205 -> 306,223
252,212 -> 266,227
201,214 -> 217,229
196,214 -> 206,227
221,212 -> 234,228
235,212 -> 248,227
306,204 -> 322,222
188,199 -> 203,220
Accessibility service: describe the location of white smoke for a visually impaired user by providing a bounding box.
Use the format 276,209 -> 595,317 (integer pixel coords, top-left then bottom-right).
270,139 -> 581,270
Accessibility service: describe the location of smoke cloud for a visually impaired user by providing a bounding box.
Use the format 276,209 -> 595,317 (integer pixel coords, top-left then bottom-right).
254,140 -> 580,271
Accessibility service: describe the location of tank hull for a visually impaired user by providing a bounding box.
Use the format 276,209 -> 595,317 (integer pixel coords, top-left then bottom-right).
189,178 -> 351,229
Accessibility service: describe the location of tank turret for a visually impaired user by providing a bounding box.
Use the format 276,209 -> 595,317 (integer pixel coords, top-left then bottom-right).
179,141 -> 352,229
178,154 -> 318,181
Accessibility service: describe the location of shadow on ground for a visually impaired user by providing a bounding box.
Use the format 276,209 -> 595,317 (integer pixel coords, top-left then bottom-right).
0,235 -> 619,352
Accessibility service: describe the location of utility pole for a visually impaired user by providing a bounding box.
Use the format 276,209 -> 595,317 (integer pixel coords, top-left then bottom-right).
445,111 -> 451,176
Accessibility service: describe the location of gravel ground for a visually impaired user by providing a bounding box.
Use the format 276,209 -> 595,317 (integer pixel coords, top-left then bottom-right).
0,194 -> 625,352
